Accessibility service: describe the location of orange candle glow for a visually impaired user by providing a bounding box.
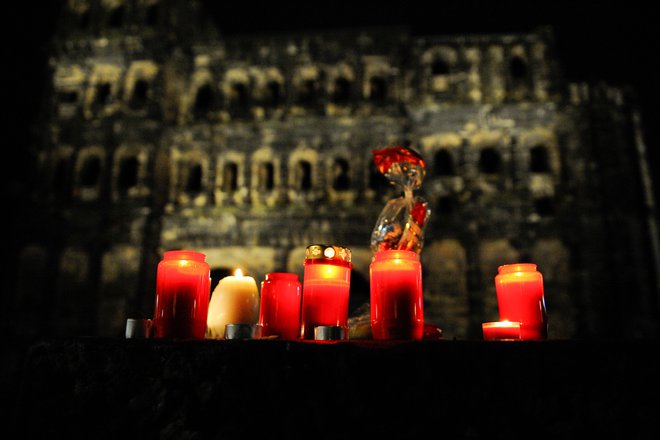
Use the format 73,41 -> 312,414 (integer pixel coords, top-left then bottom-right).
300,245 -> 352,340
495,263 -> 547,340
482,321 -> 522,340
370,249 -> 424,340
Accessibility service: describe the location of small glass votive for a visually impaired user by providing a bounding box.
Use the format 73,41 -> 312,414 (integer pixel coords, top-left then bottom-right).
224,323 -> 255,340
125,318 -> 152,339
482,321 -> 522,341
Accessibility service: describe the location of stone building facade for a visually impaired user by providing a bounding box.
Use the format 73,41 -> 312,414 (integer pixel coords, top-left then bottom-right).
7,0 -> 659,339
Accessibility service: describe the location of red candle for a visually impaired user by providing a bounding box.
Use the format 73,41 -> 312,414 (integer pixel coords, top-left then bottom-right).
153,250 -> 210,339
482,321 -> 522,340
300,245 -> 352,340
370,249 -> 424,340
258,272 -> 302,340
495,263 -> 547,340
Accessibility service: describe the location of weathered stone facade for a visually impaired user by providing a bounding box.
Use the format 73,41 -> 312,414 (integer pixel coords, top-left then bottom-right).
7,0 -> 658,339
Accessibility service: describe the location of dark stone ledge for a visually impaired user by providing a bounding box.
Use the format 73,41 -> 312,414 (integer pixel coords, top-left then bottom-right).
3,338 -> 660,439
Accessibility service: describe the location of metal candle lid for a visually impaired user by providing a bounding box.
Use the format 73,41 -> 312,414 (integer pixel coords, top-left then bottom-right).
305,244 -> 352,263
125,318 -> 152,339
314,325 -> 348,340
224,324 -> 255,340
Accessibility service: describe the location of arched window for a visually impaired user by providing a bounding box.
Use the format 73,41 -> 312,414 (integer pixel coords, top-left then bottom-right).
146,4 -> 159,26
222,162 -> 238,192
80,156 -> 101,187
230,82 -> 249,111
369,76 -> 387,104
108,5 -> 124,28
58,90 -> 78,104
434,149 -> 455,176
535,197 -> 555,216
95,83 -> 112,106
53,157 -> 70,196
437,195 -> 455,215
431,57 -> 450,75
530,145 -> 551,173
296,160 -> 312,191
332,158 -> 350,191
266,81 -> 281,107
369,163 -> 389,192
79,10 -> 90,29
117,156 -> 139,192
193,84 -> 214,119
185,163 -> 203,194
258,162 -> 275,191
510,56 -> 527,80
210,267 -> 233,295
479,147 -> 502,174
332,77 -> 351,104
130,79 -> 149,109
299,79 -> 317,105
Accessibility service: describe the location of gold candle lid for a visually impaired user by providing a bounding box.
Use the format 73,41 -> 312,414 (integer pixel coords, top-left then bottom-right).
304,244 -> 352,263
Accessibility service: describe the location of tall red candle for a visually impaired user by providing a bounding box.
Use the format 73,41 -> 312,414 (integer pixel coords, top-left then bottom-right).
370,249 -> 424,340
258,272 -> 302,340
153,250 -> 210,339
300,244 -> 352,340
495,263 -> 547,340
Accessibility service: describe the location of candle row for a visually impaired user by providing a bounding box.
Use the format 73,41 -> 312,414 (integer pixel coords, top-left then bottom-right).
146,247 -> 547,341
148,245 -> 426,341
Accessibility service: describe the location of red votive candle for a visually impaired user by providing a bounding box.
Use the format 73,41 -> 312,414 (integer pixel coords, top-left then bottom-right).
153,250 -> 210,339
300,244 -> 352,340
482,321 -> 522,340
370,249 -> 424,340
258,272 -> 302,340
495,263 -> 547,340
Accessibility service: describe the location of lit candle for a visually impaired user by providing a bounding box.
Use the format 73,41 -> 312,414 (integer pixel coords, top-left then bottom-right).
206,269 -> 259,339
482,321 -> 522,340
300,244 -> 352,340
370,249 -> 424,340
153,250 -> 211,339
258,272 -> 302,340
495,263 -> 547,340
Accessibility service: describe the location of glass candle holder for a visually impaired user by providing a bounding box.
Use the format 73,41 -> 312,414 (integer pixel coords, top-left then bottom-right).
495,263 -> 547,340
258,272 -> 302,340
300,244 -> 352,340
482,321 -> 522,341
370,249 -> 424,340
153,250 -> 210,339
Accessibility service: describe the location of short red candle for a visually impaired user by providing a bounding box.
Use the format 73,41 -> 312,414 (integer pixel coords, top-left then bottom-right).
495,263 -> 547,340
258,272 -> 302,340
370,249 -> 424,340
300,245 -> 352,340
153,250 -> 210,339
482,321 -> 522,340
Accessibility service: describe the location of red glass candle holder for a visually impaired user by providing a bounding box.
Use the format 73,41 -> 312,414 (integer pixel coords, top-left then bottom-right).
258,272 -> 302,340
300,244 -> 352,340
370,249 -> 424,340
153,250 -> 210,339
482,321 -> 522,340
495,263 -> 547,340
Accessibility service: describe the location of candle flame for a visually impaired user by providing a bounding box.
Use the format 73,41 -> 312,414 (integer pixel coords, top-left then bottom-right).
234,268 -> 243,277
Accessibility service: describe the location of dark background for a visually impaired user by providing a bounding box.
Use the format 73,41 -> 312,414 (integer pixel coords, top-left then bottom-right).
4,0 -> 660,210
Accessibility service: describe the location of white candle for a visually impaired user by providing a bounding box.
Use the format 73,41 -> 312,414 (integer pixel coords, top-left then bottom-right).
206,269 -> 260,339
